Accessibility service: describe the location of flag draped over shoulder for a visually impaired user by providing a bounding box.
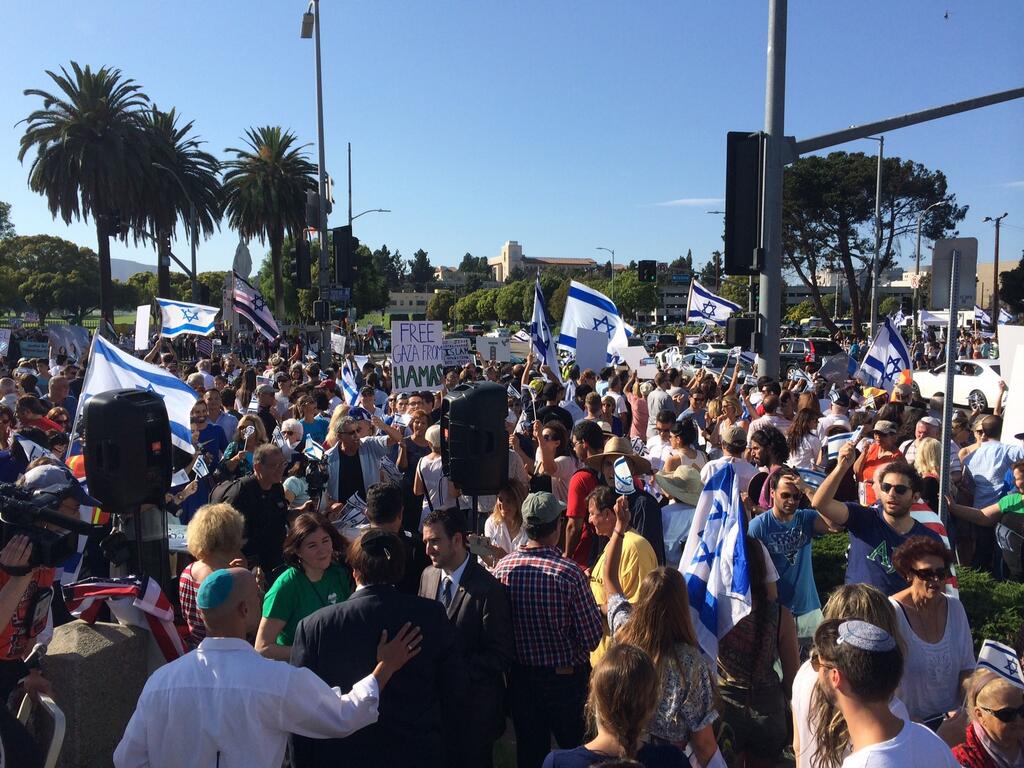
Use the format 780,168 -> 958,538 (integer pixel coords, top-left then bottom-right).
232,272 -> 279,341
78,334 -> 198,454
679,463 -> 751,665
157,298 -> 219,338
557,280 -> 629,353
530,274 -> 562,382
686,279 -> 741,327
856,318 -> 911,392
340,359 -> 360,406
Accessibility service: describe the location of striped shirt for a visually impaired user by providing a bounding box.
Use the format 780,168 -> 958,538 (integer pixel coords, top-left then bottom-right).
493,545 -> 603,668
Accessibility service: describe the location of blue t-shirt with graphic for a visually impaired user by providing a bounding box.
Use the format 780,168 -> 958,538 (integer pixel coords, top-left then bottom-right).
843,502 -> 943,595
748,508 -> 820,616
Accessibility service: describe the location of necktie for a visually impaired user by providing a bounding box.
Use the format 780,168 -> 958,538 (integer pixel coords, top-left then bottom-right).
441,577 -> 452,608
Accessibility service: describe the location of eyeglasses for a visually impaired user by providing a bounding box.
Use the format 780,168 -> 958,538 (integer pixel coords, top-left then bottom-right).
979,705 -> 1024,723
879,482 -> 911,496
809,650 -> 835,674
910,566 -> 949,582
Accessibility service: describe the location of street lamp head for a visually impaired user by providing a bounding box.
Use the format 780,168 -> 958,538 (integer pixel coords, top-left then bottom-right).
300,9 -> 314,38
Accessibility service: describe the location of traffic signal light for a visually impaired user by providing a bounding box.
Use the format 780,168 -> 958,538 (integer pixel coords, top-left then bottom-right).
332,226 -> 359,286
724,131 -> 766,276
295,237 -> 311,289
199,284 -> 211,304
638,260 -> 658,283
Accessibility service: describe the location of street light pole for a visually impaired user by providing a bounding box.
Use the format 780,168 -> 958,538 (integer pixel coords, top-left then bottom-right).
864,136 -> 884,339
302,0 -> 331,367
914,200 -> 946,328
983,212 -> 1009,341
596,246 -> 616,304
152,162 -> 200,302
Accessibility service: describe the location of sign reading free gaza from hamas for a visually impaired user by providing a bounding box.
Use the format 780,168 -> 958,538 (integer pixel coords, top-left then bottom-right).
391,321 -> 445,392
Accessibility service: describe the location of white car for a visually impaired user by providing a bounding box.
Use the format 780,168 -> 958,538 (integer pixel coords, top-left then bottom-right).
912,359 -> 1004,411
695,343 -> 731,353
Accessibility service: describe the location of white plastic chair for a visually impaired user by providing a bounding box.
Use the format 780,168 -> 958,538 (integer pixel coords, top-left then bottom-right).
15,693 -> 65,768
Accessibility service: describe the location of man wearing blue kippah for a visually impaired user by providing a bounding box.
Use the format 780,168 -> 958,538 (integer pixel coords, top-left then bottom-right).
114,568 -> 422,768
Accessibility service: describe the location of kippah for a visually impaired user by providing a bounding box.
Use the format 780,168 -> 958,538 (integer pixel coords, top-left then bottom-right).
837,620 -> 896,652
197,569 -> 235,610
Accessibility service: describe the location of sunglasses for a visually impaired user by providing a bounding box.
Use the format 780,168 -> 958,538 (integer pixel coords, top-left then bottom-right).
809,650 -> 835,674
980,704 -> 1024,723
879,482 -> 911,496
910,566 -> 949,582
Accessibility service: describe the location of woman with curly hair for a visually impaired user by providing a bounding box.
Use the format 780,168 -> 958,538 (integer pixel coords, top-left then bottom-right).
600,497 -> 721,766
786,408 -> 822,471
889,535 -> 974,727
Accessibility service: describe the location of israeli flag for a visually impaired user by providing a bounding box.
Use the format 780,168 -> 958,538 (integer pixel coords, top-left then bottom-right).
157,298 -> 219,338
78,334 -> 198,454
795,467 -> 827,490
558,280 -> 630,353
977,638 -> 1024,688
531,275 -> 563,382
686,279 -> 741,327
340,360 -> 360,406
856,318 -> 911,392
999,307 -> 1014,325
679,463 -> 751,665
826,426 -> 863,460
13,433 -> 57,463
975,305 -> 992,326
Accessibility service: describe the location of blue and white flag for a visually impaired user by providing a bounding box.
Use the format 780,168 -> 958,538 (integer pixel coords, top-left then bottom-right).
13,433 -> 57,463
856,318 -> 911,392
679,463 -> 751,665
975,305 -> 992,326
156,298 -> 219,338
232,272 -> 279,342
78,334 -> 198,454
340,360 -> 360,406
977,638 -> 1024,688
890,308 -> 906,327
558,280 -> 630,354
999,307 -> 1014,325
531,275 -> 563,382
795,467 -> 828,490
686,279 -> 741,327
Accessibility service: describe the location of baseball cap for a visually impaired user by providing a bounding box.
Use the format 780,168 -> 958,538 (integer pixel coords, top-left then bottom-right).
522,491 -> 566,525
872,420 -> 898,435
21,464 -> 101,507
919,416 -> 940,428
255,384 -> 275,396
348,406 -> 372,421
724,425 -> 747,446
273,372 -> 289,383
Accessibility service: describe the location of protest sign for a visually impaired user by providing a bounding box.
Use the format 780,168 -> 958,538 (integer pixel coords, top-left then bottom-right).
391,321 -> 444,392
619,347 -> 648,371
574,328 -> 608,372
0,329 -> 10,356
330,332 -> 346,355
444,337 -> 474,366
476,336 -> 511,363
637,356 -> 659,380
19,341 -> 48,360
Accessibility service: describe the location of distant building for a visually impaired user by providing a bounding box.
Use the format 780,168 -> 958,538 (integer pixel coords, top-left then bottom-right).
433,265 -> 500,291
386,290 -> 436,320
488,240 -> 614,282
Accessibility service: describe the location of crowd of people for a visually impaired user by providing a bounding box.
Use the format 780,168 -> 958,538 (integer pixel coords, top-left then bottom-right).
0,329 -> 1021,767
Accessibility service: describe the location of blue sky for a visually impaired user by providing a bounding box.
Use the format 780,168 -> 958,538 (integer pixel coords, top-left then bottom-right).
1,0 -> 1021,278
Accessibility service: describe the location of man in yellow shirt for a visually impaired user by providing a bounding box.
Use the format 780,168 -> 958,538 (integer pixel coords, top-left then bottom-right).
586,485 -> 658,664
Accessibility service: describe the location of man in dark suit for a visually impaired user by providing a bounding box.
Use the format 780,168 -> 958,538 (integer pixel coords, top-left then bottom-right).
290,529 -> 468,768
419,508 -> 514,768
365,481 -> 431,595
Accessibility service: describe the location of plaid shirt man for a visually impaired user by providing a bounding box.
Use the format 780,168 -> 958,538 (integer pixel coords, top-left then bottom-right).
493,545 -> 603,667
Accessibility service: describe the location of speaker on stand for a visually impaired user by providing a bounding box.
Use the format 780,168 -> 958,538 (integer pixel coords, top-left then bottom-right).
82,389 -> 173,588
440,382 -> 509,533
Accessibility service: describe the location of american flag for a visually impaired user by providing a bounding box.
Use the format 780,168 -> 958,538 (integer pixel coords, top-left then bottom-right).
196,337 -> 213,358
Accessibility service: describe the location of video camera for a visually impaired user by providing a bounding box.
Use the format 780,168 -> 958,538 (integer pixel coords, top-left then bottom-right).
304,456 -> 330,498
0,482 -> 105,575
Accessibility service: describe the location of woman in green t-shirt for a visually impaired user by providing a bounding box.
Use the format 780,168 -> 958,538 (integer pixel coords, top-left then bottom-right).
255,512 -> 352,660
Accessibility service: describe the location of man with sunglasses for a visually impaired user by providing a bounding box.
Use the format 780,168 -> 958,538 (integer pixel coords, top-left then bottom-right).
812,445 -> 944,595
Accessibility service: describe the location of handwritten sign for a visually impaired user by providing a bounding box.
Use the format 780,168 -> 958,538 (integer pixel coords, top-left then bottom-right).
444,337 -> 474,366
476,336 -> 510,363
391,321 -> 444,392
330,332 -> 347,355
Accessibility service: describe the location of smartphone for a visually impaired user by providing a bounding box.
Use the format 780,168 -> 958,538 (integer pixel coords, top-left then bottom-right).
467,534 -> 492,558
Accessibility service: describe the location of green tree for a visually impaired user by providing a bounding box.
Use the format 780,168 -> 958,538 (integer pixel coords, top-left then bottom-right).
878,296 -> 902,319
783,151 -> 966,334
451,294 -> 479,324
1000,263 -> 1024,315
720,275 -> 752,309
222,126 -> 317,317
669,250 -> 694,271
258,236 -> 318,321
351,244 -> 388,317
609,270 -> 658,320
0,201 -> 13,240
128,270 -> 159,307
408,249 -> 435,291
373,244 -> 406,287
197,271 -> 226,305
697,251 -> 722,288
111,279 -> 139,311
18,62 -> 151,327
139,106 -> 221,298
427,291 -> 456,322
476,289 -> 497,320
458,252 -> 489,273
496,281 -> 529,324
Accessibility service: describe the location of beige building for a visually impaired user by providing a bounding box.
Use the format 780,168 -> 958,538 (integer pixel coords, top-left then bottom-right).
386,290 -> 436,319
488,240 -> 608,282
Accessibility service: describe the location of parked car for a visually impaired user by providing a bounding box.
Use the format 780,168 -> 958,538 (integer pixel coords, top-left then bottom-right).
912,359 -> 1004,411
779,337 -> 844,373
642,333 -> 678,353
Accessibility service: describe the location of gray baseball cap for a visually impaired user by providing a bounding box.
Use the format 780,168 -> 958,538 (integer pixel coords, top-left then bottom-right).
522,492 -> 566,525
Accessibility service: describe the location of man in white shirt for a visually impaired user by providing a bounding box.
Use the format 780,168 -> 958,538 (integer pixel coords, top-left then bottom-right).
114,568 -> 420,768
811,619 -> 959,768
748,394 -> 793,435
817,392 -> 852,441
701,425 -> 758,493
274,372 -> 294,419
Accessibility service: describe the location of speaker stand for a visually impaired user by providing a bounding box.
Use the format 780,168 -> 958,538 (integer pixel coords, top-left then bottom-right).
470,495 -> 481,537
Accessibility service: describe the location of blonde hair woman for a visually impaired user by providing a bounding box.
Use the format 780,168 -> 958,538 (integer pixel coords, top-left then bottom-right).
221,414 -> 269,477
951,668 -> 1024,766
178,503 -> 246,647
914,436 -> 942,512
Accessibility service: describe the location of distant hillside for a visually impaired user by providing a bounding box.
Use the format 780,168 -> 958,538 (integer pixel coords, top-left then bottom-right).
111,258 -> 156,281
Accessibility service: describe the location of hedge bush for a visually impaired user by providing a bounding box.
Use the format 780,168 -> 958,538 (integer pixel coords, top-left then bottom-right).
810,533 -> 1024,651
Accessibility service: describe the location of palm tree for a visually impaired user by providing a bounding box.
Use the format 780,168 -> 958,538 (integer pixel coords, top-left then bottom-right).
222,126 -> 316,317
139,106 -> 222,299
18,62 -> 150,329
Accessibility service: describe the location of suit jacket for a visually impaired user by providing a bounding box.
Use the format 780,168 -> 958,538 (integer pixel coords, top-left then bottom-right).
290,584 -> 468,768
418,556 -> 514,744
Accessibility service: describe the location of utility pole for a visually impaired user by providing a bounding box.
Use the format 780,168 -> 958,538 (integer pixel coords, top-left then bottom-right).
984,212 -> 1008,341
348,142 -> 353,228
757,0 -> 787,378
866,136 -> 884,339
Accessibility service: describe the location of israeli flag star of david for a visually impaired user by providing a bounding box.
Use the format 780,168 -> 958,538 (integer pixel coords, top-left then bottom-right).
686,279 -> 741,327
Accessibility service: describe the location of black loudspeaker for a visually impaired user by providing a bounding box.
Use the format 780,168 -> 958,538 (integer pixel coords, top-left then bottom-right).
83,389 -> 172,509
727,315 -> 760,352
441,382 -> 509,496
